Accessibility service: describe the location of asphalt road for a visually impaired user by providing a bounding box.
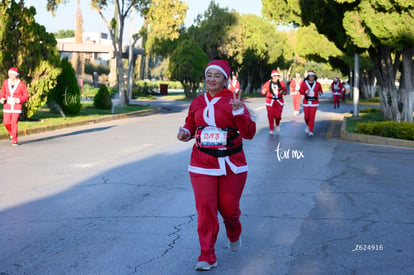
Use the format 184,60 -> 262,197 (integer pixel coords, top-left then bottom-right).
0,94 -> 413,275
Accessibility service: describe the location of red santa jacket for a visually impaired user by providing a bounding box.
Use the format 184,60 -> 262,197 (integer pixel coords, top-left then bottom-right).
0,79 -> 29,114
260,80 -> 287,107
299,80 -> 323,107
289,78 -> 303,95
181,88 -> 256,176
331,81 -> 343,96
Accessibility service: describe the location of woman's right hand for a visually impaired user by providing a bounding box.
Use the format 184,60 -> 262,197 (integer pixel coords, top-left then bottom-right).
177,127 -> 189,141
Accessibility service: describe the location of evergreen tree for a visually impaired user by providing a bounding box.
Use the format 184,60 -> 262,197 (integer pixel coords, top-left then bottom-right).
94,85 -> 112,110
0,0 -> 61,119
48,57 -> 82,115
168,39 -> 209,98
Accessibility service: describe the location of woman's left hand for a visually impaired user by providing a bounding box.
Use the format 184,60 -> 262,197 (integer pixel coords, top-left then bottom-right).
232,89 -> 243,110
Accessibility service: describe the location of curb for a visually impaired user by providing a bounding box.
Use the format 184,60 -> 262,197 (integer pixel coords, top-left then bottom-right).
339,115 -> 414,148
0,107 -> 160,141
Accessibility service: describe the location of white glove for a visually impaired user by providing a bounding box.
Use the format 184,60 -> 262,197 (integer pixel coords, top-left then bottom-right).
14,98 -> 20,104
0,98 -> 5,104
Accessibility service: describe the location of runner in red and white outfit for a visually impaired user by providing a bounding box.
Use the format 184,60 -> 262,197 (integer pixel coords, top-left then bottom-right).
289,72 -> 303,115
177,60 -> 256,271
261,70 -> 287,134
299,71 -> 323,136
0,67 -> 29,145
228,75 -> 240,94
331,77 -> 343,109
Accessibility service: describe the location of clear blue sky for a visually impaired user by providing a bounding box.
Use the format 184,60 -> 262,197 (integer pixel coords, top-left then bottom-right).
32,0 -> 262,34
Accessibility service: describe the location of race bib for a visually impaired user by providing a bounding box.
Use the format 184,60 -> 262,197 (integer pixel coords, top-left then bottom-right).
198,126 -> 228,148
307,90 -> 315,97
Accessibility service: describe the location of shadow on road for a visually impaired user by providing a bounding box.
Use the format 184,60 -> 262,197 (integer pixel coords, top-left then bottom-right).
22,126 -> 116,144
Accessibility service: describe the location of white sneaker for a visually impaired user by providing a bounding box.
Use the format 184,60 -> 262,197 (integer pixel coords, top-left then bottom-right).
269,130 -> 274,135
305,126 -> 309,133
228,238 -> 242,252
276,126 -> 280,133
308,132 -> 314,137
195,261 -> 217,271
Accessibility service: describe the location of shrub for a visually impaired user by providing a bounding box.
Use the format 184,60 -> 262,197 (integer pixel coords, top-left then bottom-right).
132,83 -> 156,97
360,108 -> 380,113
357,121 -> 414,140
94,85 -> 112,110
48,57 -> 82,115
85,62 -> 110,75
81,84 -> 99,98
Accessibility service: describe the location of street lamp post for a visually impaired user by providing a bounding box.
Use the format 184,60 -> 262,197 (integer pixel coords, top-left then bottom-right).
353,53 -> 360,117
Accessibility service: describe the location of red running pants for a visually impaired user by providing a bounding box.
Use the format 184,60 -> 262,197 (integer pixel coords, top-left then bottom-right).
303,106 -> 318,132
190,168 -> 247,264
3,112 -> 20,143
266,103 -> 283,130
291,93 -> 301,112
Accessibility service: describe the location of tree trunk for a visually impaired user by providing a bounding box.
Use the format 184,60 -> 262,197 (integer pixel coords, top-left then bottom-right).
400,47 -> 414,122
126,9 -> 135,104
372,46 -> 400,121
74,0 -> 83,78
360,68 -> 376,99
116,17 -> 126,108
116,51 -> 126,107
182,80 -> 192,98
245,70 -> 254,94
191,81 -> 199,98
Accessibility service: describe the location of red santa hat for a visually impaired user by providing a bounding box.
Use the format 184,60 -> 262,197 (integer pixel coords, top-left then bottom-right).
8,67 -> 19,75
205,60 -> 230,79
307,71 -> 316,76
271,70 -> 280,77
334,77 -> 339,81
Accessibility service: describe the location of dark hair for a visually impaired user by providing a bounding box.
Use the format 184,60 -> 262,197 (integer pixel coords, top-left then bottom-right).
304,74 -> 318,81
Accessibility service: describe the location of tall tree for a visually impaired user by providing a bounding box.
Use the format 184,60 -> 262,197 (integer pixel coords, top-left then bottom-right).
73,0 -> 84,77
263,0 -> 414,122
188,1 -> 238,60
0,0 -> 61,118
46,0 -> 187,107
221,14 -> 293,93
168,39 -> 209,98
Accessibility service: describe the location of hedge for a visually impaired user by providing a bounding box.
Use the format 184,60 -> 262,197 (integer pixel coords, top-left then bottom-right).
357,121 -> 414,140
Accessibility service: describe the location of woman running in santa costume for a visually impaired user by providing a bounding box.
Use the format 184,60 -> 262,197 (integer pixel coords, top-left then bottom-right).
228,74 -> 240,94
0,67 -> 29,145
177,60 -> 256,271
299,71 -> 323,136
289,72 -> 303,115
260,70 -> 287,134
331,77 -> 343,109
